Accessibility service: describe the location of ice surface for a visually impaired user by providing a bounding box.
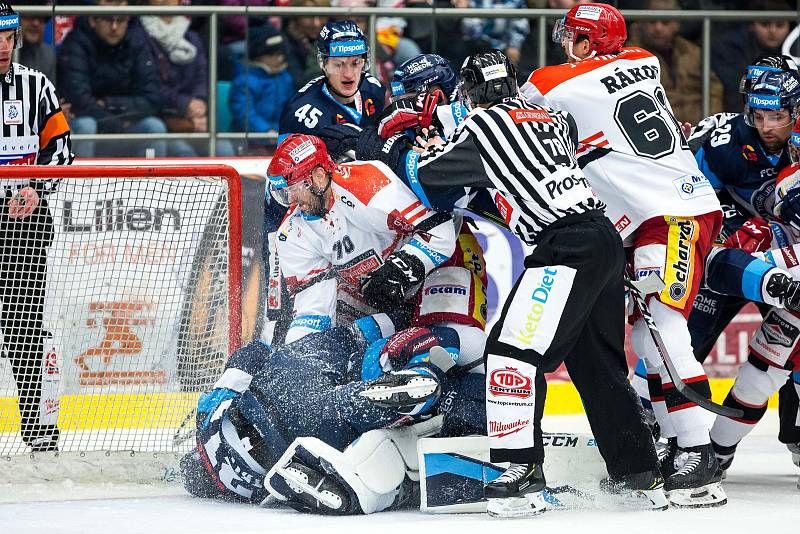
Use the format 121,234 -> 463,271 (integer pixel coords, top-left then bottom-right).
3,412 -> 798,534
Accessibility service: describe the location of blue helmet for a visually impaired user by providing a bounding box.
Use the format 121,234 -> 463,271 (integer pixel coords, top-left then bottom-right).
0,3 -> 22,50
739,55 -> 799,97
317,20 -> 369,71
391,54 -> 458,101
744,69 -> 800,128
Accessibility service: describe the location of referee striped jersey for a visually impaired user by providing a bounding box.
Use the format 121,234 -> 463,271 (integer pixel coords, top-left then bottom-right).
403,97 -> 604,245
0,63 -> 72,192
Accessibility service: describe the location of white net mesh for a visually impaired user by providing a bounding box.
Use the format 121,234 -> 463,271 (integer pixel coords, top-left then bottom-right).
0,167 -> 240,466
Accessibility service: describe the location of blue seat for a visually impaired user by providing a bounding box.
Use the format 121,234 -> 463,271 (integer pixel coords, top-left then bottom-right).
217,81 -> 233,133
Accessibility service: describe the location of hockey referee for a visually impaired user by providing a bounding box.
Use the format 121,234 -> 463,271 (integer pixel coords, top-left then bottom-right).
0,2 -> 72,452
372,50 -> 664,517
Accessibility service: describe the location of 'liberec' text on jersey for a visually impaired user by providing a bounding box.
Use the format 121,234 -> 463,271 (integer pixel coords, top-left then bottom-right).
521,47 -> 721,242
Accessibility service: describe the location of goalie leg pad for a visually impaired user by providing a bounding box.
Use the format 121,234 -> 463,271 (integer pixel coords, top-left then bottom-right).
266,422 -> 437,514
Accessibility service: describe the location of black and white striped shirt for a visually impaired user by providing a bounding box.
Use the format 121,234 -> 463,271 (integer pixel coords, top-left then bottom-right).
403,97 -> 604,245
0,63 -> 73,192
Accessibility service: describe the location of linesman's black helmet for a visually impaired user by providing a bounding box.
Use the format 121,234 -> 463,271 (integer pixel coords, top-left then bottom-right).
458,50 -> 518,110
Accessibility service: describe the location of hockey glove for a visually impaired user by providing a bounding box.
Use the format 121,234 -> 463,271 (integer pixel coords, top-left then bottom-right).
376,89 -> 445,139
315,123 -> 362,160
779,186 -> 800,231
360,250 -> 425,311
724,217 -> 772,253
381,327 -> 440,370
354,127 -> 410,172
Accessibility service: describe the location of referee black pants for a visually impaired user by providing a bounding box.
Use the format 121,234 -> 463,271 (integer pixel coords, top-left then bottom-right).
485,214 -> 658,479
0,193 -> 57,448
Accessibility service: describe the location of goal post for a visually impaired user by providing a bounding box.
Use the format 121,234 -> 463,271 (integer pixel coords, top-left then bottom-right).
0,165 -> 242,483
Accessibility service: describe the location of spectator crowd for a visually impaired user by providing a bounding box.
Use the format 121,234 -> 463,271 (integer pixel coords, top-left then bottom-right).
12,0 -> 799,157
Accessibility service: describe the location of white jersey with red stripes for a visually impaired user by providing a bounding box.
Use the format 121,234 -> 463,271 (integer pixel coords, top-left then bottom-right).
276,160 -> 457,343
520,47 -> 720,243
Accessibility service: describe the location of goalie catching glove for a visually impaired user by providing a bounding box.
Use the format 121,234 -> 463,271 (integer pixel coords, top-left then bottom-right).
376,89 -> 445,139
360,250 -> 425,311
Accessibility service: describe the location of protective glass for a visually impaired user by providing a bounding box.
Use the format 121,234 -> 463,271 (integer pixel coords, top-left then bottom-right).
745,107 -> 794,129
551,18 -> 575,45
325,56 -> 365,73
269,178 -> 311,207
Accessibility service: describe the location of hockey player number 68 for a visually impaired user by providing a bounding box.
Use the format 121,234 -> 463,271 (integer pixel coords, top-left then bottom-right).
614,88 -> 687,159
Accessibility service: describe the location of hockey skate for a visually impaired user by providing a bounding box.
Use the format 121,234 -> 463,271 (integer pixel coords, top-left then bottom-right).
485,463 -> 548,518
360,367 -> 441,415
597,470 -> 669,511
664,443 -> 727,508
267,460 -> 353,515
658,437 -> 682,478
788,443 -> 800,490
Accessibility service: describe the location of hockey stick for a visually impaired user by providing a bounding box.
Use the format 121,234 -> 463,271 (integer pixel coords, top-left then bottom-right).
627,272 -> 744,418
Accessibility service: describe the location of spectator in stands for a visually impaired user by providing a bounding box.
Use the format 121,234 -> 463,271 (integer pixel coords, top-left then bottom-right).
628,0 -> 724,125
404,0 -> 472,68
282,0 -> 328,90
13,0 -> 55,81
219,0 -> 270,80
57,0 -> 167,158
230,24 -> 294,150
712,0 -> 793,112
141,0 -> 208,157
461,0 -> 529,66
518,0 -> 590,79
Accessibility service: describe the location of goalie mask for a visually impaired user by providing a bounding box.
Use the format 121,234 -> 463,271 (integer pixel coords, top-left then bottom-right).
552,3 -> 626,61
744,69 -> 800,129
458,50 -> 518,111
0,3 -> 23,51
267,134 -> 334,212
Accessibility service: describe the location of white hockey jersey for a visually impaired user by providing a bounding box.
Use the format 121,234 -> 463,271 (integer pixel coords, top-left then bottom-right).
276,160 -> 456,343
520,47 -> 720,244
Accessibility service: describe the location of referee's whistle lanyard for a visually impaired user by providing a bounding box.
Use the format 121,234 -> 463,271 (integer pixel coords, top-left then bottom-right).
322,83 -> 363,123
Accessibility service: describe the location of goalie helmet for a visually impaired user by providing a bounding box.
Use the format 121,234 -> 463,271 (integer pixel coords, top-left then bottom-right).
739,55 -> 800,98
391,54 -> 458,102
458,50 -> 518,110
0,3 -> 23,50
267,134 -> 334,207
317,20 -> 370,73
552,3 -> 626,58
744,69 -> 800,128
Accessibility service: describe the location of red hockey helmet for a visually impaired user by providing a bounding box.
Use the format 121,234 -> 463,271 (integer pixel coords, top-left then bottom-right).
553,3 -> 627,57
267,134 -> 335,206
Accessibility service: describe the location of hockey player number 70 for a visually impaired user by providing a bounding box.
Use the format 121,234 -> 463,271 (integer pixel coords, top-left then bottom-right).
626,272 -> 744,418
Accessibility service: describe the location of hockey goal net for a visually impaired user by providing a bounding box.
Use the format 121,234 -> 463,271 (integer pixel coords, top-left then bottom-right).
0,165 -> 241,482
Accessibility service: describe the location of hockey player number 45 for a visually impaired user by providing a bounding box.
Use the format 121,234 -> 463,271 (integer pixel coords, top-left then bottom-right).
295,104 -> 323,129
614,88 -> 688,159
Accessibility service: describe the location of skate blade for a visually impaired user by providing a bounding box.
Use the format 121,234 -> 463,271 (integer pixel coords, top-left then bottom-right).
360,377 -> 438,401
277,466 -> 343,510
667,482 -> 727,508
594,488 -> 669,512
486,493 -> 548,518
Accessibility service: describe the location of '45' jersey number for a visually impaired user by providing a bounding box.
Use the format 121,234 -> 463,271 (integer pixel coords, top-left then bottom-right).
295,104 -> 323,128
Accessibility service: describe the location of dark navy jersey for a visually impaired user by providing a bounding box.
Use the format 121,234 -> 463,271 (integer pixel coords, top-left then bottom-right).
690,112 -> 792,220
278,74 -> 386,138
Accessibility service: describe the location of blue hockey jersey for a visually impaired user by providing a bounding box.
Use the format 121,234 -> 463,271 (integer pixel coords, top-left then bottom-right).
278,74 -> 386,138
690,112 -> 792,220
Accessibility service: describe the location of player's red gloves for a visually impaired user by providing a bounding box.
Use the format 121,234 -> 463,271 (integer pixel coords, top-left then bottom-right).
380,326 -> 440,370
724,217 -> 772,253
377,89 -> 445,139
